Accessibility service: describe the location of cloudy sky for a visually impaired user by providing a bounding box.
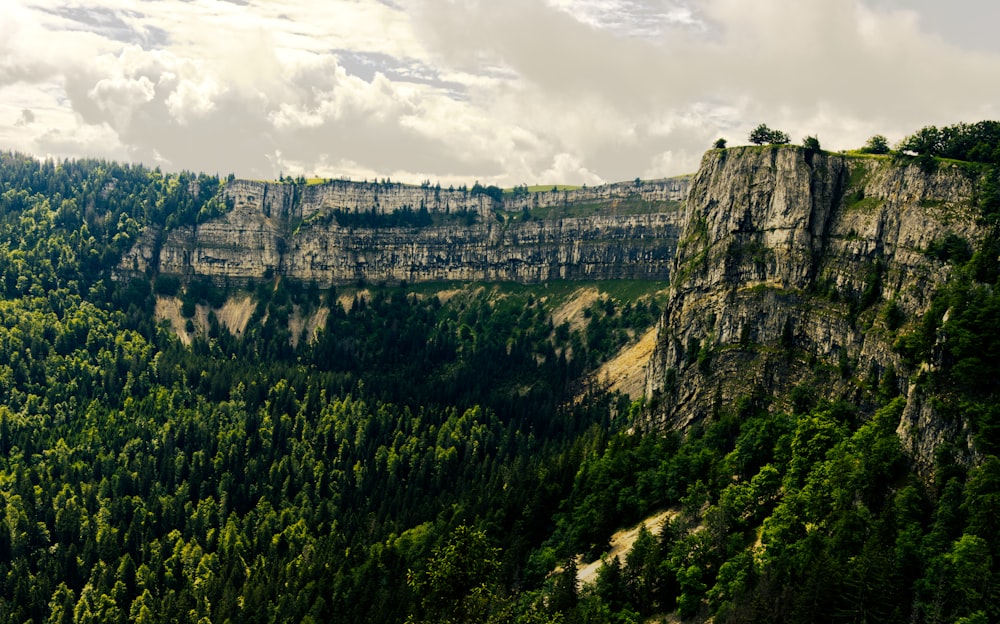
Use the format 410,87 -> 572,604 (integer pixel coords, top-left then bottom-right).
3,1 -> 1000,186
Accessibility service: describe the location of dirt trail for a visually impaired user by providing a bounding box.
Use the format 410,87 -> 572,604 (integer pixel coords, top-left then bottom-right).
577,509 -> 678,586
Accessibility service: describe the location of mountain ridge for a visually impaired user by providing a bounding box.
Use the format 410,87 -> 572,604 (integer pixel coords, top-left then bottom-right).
644,145 -> 987,473
118,175 -> 690,286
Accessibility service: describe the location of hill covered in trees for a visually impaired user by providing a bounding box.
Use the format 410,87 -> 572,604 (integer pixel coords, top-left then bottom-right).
0,121 -> 997,624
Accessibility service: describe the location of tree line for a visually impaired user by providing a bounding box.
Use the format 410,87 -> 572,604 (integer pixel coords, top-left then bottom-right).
0,121 -> 996,623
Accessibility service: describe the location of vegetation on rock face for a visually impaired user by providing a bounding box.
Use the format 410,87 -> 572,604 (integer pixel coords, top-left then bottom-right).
0,122 -> 997,623
802,135 -> 821,152
895,121 -> 1000,177
896,121 -> 1000,164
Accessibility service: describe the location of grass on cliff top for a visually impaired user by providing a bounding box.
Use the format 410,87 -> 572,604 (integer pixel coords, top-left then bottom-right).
841,150 -> 892,160
497,198 -> 684,222
504,185 -> 583,193
385,279 -> 669,307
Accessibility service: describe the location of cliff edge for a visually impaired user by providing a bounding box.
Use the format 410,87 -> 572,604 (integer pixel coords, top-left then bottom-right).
644,146 -> 985,473
119,177 -> 690,286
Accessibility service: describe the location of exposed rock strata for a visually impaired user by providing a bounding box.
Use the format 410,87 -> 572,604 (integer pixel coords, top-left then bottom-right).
222,177 -> 690,221
644,146 -> 983,472
119,177 -> 689,285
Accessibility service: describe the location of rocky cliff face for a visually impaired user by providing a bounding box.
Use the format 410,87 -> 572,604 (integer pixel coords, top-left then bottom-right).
222,177 -> 690,221
643,146 -> 984,473
119,177 -> 689,285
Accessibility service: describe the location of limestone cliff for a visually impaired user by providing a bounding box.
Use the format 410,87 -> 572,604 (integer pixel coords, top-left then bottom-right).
119,177 -> 689,285
643,146 -> 984,473
222,177 -> 689,221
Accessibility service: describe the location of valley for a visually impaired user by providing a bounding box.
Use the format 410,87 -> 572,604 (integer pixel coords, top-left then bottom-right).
0,120 -> 997,623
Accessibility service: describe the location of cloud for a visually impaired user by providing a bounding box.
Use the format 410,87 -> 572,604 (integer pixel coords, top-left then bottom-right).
0,6 -> 61,86
544,0 -> 707,37
87,74 -> 156,129
48,33 -> 498,180
34,122 -> 128,163
410,0 -> 1000,177
5,0 -> 1000,186
39,5 -> 170,48
14,109 -> 35,126
539,153 -> 603,186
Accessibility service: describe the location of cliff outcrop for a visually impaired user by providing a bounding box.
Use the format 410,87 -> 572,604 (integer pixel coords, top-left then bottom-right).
119,177 -> 689,285
222,177 -> 690,221
643,146 -> 985,473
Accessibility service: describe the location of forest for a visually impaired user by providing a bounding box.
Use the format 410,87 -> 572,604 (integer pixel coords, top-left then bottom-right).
0,121 -> 996,624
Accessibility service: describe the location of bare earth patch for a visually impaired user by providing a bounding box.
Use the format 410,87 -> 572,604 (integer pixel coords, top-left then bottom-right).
337,289 -> 371,314
289,306 -> 329,347
156,294 -> 259,344
306,307 -> 329,341
216,294 -> 256,337
590,325 -> 659,399
551,287 -> 600,334
577,509 -> 678,587
433,288 -> 466,304
288,307 -> 307,348
154,296 -> 192,345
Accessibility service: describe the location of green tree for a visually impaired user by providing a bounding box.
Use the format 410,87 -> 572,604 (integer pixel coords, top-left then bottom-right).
947,534 -> 993,613
409,525 -> 503,623
549,557 -> 579,614
898,125 -> 942,155
624,525 -> 659,615
45,583 -> 75,624
676,564 -> 705,618
749,124 -> 790,145
802,135 -> 821,151
594,556 -> 628,612
861,134 -> 890,154
749,124 -> 771,145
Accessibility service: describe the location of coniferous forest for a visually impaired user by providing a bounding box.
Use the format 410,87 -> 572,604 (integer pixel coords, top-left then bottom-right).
0,122 -> 998,624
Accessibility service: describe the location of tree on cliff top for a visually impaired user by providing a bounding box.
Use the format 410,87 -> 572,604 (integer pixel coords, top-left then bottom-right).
860,134 -> 890,154
896,121 -> 1000,164
749,124 -> 790,145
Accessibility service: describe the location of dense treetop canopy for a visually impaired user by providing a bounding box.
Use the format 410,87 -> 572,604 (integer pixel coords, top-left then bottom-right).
0,120 -> 997,622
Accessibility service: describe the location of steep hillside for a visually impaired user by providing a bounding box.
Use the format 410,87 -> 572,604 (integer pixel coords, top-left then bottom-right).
645,145 -> 985,470
2,129 -> 1000,624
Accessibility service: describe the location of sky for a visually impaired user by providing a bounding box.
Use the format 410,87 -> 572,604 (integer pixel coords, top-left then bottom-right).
3,1 -> 1000,187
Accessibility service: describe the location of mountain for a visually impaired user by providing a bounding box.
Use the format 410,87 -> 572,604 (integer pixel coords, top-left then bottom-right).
118,176 -> 689,285
0,121 -> 998,624
645,145 -> 987,473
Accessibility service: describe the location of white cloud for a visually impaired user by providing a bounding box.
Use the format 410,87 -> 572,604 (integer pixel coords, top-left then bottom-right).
35,121 -> 128,163
87,74 -> 156,128
539,153 -> 604,186
3,0 -> 1000,186
544,0 -> 706,37
165,76 -> 221,124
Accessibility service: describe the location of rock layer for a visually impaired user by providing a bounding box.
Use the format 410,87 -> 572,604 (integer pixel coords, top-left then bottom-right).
644,146 -> 983,472
119,177 -> 689,285
222,177 -> 690,221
